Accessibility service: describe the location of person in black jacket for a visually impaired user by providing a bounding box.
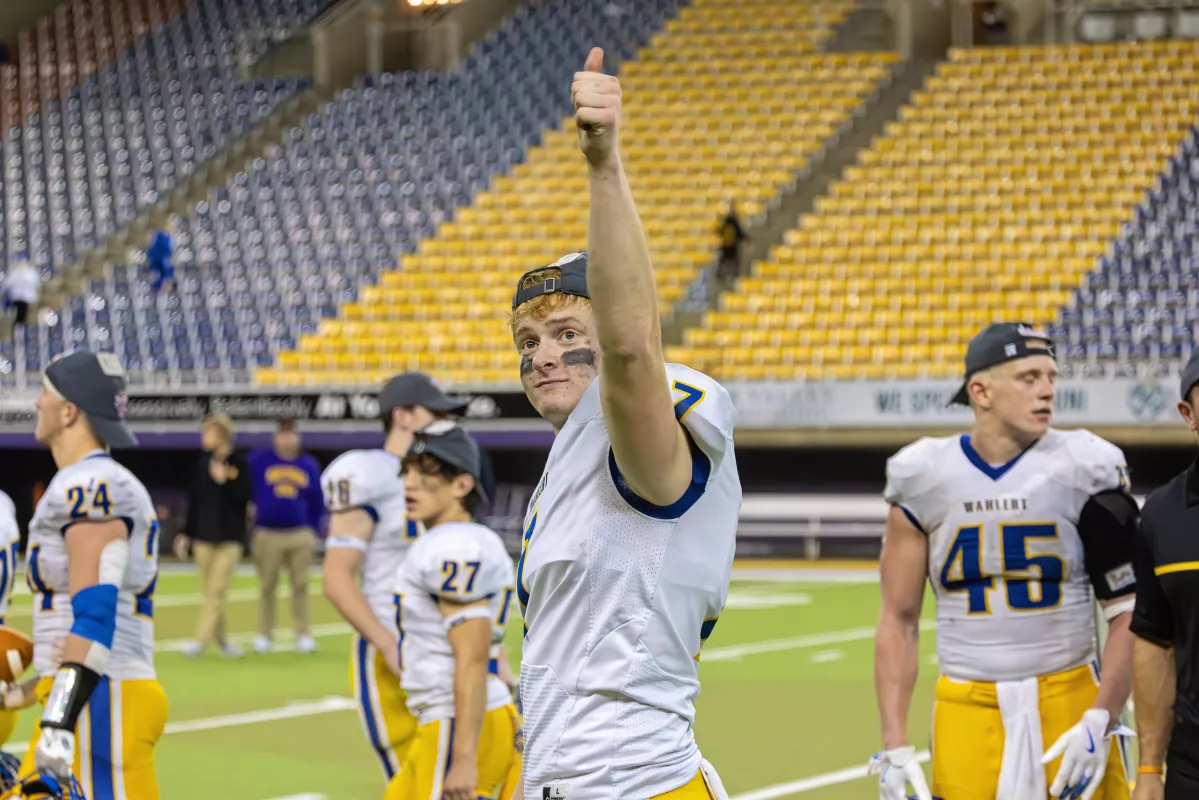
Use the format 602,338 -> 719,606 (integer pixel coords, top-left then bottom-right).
176,413 -> 252,658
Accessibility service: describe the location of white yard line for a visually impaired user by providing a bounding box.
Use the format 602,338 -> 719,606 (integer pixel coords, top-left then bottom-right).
3,697 -> 357,756
700,619 -> 936,662
7,587 -> 305,617
156,622 -> 352,652
730,569 -> 878,584
729,750 -> 931,799
263,795 -> 327,800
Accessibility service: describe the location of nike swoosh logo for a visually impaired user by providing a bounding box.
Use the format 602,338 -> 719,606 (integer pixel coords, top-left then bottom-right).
1085,729 -> 1095,754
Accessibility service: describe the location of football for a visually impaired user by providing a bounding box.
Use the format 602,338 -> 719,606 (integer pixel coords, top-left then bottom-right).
0,627 -> 34,683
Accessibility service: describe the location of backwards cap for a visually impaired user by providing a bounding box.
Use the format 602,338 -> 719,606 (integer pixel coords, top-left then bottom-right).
511,251 -> 590,311
948,322 -> 1056,407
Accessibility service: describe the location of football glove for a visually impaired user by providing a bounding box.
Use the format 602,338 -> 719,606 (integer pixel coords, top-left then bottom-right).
1042,708 -> 1132,800
0,771 -> 87,800
32,730 -> 74,789
869,746 -> 932,800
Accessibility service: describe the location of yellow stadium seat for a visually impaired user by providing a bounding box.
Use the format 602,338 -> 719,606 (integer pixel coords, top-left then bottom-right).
653,41 -> 1194,378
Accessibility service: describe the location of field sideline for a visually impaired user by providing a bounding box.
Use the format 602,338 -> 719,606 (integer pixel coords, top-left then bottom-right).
0,561 -> 942,800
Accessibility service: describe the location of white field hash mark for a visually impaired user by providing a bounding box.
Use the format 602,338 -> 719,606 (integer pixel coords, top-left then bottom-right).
700,619 -> 937,662
729,750 -> 932,799
2,697 -> 357,756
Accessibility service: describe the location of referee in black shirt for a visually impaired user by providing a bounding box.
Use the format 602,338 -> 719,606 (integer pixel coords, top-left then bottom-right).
1131,348 -> 1199,799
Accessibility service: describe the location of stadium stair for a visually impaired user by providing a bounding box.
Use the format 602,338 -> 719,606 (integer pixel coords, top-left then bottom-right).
666,41 -> 1199,382
258,0 -> 902,388
0,0 -> 341,312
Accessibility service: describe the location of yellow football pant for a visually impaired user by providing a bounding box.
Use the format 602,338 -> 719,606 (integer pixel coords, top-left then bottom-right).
652,770 -> 716,799
386,704 -> 522,800
351,636 -> 418,781
21,676 -> 167,800
932,663 -> 1129,800
0,710 -> 17,747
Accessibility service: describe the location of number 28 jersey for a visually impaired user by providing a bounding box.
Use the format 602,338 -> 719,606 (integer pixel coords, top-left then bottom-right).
27,451 -> 159,680
884,428 -> 1132,682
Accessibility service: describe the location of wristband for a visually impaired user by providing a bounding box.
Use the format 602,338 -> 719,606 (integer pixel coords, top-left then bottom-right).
1137,765 -> 1164,775
40,662 -> 101,731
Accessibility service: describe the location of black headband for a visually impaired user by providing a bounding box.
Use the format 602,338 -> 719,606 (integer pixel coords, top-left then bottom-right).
511,252 -> 590,310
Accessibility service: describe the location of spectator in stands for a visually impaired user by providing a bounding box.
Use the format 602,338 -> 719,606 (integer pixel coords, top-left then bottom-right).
3,255 -> 39,337
716,200 -> 748,283
248,417 -> 324,655
177,413 -> 252,658
0,41 -> 9,65
146,219 -> 176,292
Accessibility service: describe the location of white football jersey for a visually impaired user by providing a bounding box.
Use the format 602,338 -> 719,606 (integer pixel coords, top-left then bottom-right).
27,451 -> 158,680
395,520 -> 515,726
518,364 -> 741,800
885,428 -> 1130,682
322,449 -> 417,631
0,491 -> 21,624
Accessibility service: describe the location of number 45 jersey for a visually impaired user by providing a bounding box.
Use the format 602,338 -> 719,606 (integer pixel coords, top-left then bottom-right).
885,428 -> 1137,683
26,451 -> 159,681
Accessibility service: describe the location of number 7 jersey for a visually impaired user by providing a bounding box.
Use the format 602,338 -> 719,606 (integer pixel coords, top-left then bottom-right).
26,451 -> 159,680
884,428 -> 1131,682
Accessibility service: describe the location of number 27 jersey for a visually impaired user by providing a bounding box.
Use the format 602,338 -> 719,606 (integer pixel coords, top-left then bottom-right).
27,451 -> 159,680
884,428 -> 1130,682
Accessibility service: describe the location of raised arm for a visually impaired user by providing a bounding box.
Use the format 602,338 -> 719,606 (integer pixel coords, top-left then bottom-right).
575,47 -> 693,507
875,505 -> 928,750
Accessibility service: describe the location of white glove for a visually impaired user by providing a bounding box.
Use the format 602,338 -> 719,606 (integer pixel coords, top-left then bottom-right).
0,680 -> 34,711
869,746 -> 932,800
34,727 -> 75,782
1041,708 -> 1113,799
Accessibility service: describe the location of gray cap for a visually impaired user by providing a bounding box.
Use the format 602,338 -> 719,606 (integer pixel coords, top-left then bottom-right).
379,372 -> 466,415
1180,347 -> 1199,401
44,351 -> 138,448
408,425 -> 487,502
948,322 -> 1056,406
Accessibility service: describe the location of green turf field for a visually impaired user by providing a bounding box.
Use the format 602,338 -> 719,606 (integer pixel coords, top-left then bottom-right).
1,564 -> 940,800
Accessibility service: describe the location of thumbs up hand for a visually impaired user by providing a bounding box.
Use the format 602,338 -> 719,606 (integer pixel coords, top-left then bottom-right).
572,47 -> 621,168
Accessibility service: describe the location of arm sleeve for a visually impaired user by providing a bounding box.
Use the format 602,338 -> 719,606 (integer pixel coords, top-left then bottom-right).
607,365 -> 736,521
418,530 -> 503,603
48,463 -> 134,535
1130,512 -> 1174,647
1076,489 -> 1139,600
183,459 -> 202,535
306,457 -> 327,530
883,440 -> 931,534
0,499 -> 18,619
320,453 -> 380,520
225,455 -> 252,503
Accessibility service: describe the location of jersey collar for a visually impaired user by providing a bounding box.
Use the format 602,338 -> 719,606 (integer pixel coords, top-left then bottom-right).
959,434 -> 1039,481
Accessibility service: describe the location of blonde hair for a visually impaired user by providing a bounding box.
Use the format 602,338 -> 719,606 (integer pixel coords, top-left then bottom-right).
202,412 -> 236,442
508,267 -> 591,333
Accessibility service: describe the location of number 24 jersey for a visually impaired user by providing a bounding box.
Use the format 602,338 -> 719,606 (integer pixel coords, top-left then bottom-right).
26,451 -> 159,680
885,428 -> 1133,682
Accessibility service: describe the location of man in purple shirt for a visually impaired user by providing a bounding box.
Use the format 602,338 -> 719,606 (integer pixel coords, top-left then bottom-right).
247,417 -> 325,654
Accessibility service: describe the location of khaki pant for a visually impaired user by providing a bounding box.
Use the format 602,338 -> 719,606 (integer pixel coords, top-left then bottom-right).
252,526 -> 316,638
193,541 -> 243,646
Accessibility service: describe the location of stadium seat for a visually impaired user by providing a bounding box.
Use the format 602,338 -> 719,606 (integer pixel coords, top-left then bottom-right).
253,0 -> 898,387
675,40 -> 1199,380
